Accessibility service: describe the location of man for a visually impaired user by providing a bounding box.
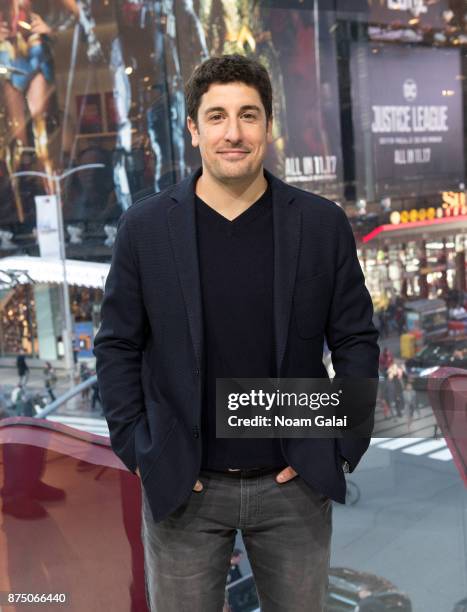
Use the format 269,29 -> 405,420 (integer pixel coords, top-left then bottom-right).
16,351 -> 29,387
226,548 -> 244,585
94,54 -> 379,611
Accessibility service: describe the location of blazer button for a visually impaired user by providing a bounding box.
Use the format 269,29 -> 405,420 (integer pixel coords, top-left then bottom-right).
192,426 -> 200,439
193,368 -> 200,376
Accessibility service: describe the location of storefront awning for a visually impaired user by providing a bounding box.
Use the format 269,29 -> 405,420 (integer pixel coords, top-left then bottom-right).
0,256 -> 110,289
362,215 -> 467,244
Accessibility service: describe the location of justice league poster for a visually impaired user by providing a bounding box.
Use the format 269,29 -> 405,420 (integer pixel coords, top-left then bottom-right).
350,43 -> 465,201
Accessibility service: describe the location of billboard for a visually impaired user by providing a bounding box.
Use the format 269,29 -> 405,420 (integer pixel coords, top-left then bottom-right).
0,0 -> 342,256
336,0 -> 449,28
368,0 -> 449,28
350,44 -> 465,201
178,2 -> 343,198
265,6 -> 342,197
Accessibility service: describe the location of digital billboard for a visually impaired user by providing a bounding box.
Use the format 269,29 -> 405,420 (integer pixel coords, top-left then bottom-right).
350,44 -> 465,201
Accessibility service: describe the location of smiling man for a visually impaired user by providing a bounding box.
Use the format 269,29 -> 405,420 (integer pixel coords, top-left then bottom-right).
94,54 -> 379,612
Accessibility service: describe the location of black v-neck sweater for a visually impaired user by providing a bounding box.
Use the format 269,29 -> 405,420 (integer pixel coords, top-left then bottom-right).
195,180 -> 286,469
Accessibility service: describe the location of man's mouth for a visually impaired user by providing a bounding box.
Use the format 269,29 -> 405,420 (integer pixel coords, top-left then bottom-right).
217,150 -> 250,158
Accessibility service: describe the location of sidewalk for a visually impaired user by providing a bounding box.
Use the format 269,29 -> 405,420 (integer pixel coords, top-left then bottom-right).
1,333 -> 404,393
0,366 -> 72,397
0,365 -> 100,419
1,333 -> 428,437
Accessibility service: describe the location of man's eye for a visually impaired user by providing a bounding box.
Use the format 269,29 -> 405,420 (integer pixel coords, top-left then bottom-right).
209,114 -> 222,121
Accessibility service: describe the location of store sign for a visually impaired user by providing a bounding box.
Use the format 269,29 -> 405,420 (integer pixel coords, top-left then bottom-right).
351,44 -> 465,201
389,192 -> 466,224
35,195 -> 60,259
442,191 -> 466,215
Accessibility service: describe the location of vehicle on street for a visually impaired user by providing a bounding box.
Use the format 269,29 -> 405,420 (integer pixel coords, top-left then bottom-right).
224,568 -> 412,611
405,336 -> 467,389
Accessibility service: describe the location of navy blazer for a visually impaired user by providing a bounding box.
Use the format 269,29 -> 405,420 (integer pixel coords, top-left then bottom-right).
94,166 -> 380,522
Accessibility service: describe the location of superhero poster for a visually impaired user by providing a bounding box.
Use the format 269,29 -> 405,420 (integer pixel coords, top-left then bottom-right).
0,1 -> 344,246
179,1 -> 344,199
262,4 -> 343,198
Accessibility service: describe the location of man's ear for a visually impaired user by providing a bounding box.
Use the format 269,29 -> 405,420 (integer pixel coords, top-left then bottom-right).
187,116 -> 199,147
266,116 -> 274,144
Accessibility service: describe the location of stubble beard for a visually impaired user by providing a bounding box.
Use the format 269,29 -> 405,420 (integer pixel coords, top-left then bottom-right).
207,153 -> 263,185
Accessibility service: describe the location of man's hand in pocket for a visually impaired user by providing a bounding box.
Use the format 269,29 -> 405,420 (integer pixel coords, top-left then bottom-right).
193,479 -> 203,492
276,466 -> 298,483
136,468 -> 203,491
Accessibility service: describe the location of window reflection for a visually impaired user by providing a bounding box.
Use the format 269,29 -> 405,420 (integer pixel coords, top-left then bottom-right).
0,1 -> 466,610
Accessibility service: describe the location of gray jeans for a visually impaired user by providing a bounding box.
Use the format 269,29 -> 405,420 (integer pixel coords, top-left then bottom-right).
141,467 -> 332,612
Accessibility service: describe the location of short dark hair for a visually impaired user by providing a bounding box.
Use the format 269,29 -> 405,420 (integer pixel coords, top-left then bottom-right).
185,54 -> 273,126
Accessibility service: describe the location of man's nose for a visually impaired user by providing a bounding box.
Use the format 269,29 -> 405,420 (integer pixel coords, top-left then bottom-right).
223,119 -> 242,144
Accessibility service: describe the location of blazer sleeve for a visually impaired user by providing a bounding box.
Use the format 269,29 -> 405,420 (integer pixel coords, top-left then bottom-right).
93,212 -> 148,474
325,205 -> 380,472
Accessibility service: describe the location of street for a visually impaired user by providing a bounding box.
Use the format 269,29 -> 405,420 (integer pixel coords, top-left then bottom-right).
233,442 -> 466,612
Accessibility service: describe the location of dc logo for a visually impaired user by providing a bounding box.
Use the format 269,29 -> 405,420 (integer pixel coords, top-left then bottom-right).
403,78 -> 417,102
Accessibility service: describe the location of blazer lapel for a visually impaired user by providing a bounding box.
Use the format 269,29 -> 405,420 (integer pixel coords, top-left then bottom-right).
167,166 -> 300,378
167,168 -> 204,371
264,169 -> 301,376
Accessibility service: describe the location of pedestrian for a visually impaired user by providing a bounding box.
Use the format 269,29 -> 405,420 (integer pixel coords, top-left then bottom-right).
403,380 -> 420,432
225,548 -> 245,611
379,378 -> 391,419
43,362 -> 57,402
11,384 -> 34,417
387,300 -> 398,334
72,334 -> 80,367
16,351 -> 29,386
226,548 -> 243,585
10,384 -> 24,413
91,378 -> 102,413
94,54 -> 380,612
395,304 -> 405,335
80,362 -> 91,403
0,385 -> 8,417
387,363 -> 405,418
379,347 -> 394,376
379,309 -> 388,338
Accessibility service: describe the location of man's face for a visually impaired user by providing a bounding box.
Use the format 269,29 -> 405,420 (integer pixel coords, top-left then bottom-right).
187,81 -> 273,183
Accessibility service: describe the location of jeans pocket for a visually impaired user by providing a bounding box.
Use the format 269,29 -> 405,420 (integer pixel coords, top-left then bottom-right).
293,476 -> 331,510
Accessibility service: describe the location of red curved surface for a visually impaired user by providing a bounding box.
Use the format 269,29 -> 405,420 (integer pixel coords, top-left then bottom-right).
427,367 -> 467,487
0,417 -> 148,612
